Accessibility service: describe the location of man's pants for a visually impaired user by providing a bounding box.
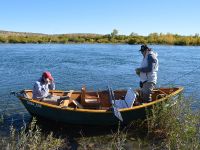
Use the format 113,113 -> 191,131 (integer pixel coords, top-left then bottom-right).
141,82 -> 155,102
43,95 -> 61,103
42,95 -> 69,104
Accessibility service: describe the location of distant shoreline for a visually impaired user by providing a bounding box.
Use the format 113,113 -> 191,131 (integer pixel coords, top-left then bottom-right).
0,30 -> 200,46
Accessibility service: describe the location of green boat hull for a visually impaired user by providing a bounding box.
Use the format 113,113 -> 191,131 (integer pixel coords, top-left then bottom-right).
20,98 -> 146,125
18,87 -> 183,125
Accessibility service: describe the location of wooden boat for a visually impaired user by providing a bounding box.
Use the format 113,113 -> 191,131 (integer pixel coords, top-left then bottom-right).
16,86 -> 183,125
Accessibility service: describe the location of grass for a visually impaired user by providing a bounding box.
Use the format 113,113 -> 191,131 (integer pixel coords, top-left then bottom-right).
77,122 -> 128,150
0,94 -> 199,150
145,94 -> 200,149
0,118 -> 68,150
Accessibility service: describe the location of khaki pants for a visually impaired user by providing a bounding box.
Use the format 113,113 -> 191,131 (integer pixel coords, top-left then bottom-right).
43,95 -> 61,103
42,95 -> 69,105
141,82 -> 155,102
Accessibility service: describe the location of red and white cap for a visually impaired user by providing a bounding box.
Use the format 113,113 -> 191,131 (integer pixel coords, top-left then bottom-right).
42,71 -> 54,81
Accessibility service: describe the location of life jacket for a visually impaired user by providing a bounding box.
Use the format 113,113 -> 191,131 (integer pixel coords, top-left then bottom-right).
140,50 -> 159,84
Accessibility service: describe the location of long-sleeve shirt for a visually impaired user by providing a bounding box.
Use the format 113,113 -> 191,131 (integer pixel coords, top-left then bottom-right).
32,78 -> 55,99
139,53 -> 156,73
139,51 -> 159,84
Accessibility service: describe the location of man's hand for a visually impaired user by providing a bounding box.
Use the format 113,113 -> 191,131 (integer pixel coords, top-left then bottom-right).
135,68 -> 140,76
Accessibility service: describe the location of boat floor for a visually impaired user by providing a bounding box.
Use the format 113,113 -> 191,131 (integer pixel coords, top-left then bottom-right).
22,87 -> 182,110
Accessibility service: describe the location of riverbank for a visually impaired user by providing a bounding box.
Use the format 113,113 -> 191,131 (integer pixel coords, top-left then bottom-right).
0,95 -> 199,149
1,30 -> 200,45
0,44 -> 199,149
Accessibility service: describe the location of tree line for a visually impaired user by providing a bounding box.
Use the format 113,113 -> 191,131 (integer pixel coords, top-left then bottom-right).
0,30 -> 200,45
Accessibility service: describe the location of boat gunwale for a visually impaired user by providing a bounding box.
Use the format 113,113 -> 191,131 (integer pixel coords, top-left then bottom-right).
18,87 -> 184,113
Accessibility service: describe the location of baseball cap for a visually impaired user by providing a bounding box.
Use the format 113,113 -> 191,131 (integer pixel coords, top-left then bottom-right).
139,44 -> 149,52
42,71 -> 54,81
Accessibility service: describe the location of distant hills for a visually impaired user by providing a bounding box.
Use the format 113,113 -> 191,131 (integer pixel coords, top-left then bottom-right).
0,30 -> 47,36
0,30 -> 102,37
0,30 -> 199,45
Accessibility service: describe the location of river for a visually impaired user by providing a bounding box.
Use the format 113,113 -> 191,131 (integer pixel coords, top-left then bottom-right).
0,44 -> 199,137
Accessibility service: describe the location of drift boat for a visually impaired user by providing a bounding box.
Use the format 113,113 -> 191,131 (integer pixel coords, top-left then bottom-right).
15,86 -> 183,125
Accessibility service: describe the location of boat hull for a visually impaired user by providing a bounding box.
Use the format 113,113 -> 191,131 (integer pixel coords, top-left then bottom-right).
20,98 -> 147,125
18,87 -> 183,125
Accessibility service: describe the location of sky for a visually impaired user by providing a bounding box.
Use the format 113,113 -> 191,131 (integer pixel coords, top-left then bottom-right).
0,0 -> 199,35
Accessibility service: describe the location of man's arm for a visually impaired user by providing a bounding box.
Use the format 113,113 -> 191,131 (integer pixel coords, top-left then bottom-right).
33,82 -> 49,99
139,54 -> 155,73
48,81 -> 55,90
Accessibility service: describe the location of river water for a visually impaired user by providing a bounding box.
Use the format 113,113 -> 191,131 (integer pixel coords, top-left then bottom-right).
0,44 -> 200,136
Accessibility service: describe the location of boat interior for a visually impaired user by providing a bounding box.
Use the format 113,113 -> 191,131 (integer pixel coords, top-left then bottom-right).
23,86 -> 181,110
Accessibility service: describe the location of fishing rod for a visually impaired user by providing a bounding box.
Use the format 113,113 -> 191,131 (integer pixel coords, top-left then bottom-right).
161,64 -> 200,87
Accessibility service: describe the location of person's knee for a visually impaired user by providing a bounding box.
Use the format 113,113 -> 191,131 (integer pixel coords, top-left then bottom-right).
141,90 -> 152,102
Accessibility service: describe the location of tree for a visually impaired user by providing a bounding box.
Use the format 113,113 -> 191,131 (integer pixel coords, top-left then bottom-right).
194,33 -> 199,37
111,29 -> 118,37
0,36 -> 6,43
130,32 -> 138,36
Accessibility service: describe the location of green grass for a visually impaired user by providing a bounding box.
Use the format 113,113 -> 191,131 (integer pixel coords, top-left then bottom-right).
145,94 -> 200,149
0,94 -> 199,150
0,118 -> 68,150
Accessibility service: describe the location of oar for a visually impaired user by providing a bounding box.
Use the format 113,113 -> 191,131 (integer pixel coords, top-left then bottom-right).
107,86 -> 123,122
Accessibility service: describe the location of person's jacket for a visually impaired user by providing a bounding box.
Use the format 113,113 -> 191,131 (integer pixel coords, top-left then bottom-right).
139,50 -> 159,84
32,78 -> 55,99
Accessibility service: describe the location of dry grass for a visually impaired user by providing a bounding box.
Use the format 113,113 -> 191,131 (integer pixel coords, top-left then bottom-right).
0,94 -> 199,150
0,118 -> 70,150
145,94 -> 200,149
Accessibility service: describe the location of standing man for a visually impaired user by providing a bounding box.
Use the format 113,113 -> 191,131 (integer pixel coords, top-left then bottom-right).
135,45 -> 159,103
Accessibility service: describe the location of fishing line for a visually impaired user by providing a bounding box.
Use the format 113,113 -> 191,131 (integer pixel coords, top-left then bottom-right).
161,64 -> 200,87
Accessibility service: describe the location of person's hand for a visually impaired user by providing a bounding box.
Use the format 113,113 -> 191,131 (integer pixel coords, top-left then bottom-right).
44,78 -> 51,84
135,68 -> 140,76
50,80 -> 54,84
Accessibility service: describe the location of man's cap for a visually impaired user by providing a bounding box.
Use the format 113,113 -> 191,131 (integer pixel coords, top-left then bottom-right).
42,71 -> 54,81
139,44 -> 149,52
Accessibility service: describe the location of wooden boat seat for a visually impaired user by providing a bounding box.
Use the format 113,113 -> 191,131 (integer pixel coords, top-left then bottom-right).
24,92 -> 31,99
61,90 -> 74,107
81,85 -> 101,108
153,89 -> 167,94
60,90 -> 83,108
